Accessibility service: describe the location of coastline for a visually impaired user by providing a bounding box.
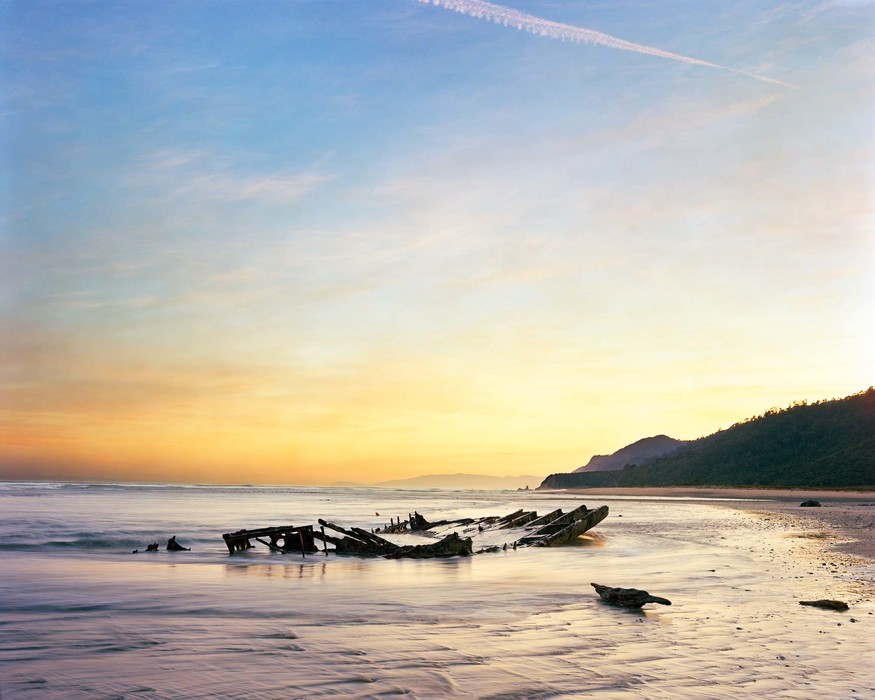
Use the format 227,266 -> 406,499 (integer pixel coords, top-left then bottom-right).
561,486 -> 875,561
3,483 -> 874,697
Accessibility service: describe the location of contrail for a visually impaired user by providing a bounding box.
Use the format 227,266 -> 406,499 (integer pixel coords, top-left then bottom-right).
414,0 -> 795,89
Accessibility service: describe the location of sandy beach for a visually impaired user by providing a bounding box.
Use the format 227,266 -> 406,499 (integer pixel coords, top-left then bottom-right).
3,483 -> 874,698
566,487 -> 875,560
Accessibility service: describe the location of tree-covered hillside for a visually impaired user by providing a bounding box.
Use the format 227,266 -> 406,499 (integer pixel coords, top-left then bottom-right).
540,388 -> 875,489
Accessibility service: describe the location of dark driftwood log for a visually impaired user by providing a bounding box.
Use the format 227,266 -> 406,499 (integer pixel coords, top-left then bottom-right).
799,599 -> 849,611
591,583 -> 672,608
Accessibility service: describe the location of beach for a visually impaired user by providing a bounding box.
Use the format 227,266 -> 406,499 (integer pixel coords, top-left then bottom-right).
566,487 -> 875,560
1,483 -> 873,698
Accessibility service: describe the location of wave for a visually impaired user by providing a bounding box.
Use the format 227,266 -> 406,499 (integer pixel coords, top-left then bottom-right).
0,540 -> 140,552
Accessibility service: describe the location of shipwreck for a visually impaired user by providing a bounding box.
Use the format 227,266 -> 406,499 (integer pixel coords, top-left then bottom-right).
222,503 -> 609,559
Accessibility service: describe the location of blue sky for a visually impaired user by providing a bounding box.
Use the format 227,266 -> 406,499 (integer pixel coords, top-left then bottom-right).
1,0 -> 873,484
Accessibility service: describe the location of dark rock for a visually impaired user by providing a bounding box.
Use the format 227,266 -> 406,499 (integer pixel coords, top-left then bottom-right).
591,582 -> 672,608
799,500 -> 822,507
166,536 -> 190,551
133,542 -> 160,554
799,599 -> 849,611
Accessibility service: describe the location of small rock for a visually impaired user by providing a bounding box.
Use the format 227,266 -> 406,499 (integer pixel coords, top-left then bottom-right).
799,500 -> 822,507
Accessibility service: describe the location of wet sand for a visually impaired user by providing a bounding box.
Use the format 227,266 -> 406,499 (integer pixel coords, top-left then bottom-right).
565,487 -> 875,560
3,484 -> 874,698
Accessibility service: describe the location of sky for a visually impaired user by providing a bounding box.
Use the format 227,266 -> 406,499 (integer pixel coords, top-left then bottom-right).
1,0 -> 873,486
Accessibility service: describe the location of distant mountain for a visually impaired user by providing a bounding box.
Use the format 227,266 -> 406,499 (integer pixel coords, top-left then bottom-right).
573,435 -> 687,473
374,473 -> 543,490
540,388 -> 875,489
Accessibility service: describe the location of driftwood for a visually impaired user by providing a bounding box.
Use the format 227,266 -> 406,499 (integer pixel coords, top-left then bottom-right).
799,599 -> 849,611
591,582 -> 672,608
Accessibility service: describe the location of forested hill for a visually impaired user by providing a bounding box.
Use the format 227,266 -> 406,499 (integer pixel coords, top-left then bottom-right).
540,388 -> 875,489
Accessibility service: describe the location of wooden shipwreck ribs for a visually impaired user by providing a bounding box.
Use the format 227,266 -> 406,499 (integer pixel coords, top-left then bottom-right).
222,525 -> 318,556
221,504 -> 609,559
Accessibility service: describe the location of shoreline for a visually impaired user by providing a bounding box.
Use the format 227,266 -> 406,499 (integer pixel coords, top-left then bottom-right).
561,486 -> 875,562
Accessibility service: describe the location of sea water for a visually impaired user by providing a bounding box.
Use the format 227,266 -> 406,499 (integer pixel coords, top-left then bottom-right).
0,483 -> 872,699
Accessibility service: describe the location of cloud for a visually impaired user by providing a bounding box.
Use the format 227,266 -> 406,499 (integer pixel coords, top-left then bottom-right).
138,148 -> 334,203
414,0 -> 796,88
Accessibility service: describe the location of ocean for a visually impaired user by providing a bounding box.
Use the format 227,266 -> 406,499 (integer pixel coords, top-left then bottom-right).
0,482 -> 872,699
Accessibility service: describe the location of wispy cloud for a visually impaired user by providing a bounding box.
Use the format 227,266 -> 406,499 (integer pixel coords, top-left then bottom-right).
139,148 -> 334,203
414,0 -> 796,88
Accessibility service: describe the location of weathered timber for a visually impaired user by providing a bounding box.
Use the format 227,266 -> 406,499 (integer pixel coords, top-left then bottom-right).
317,519 -> 400,555
799,599 -> 849,611
377,513 -> 470,534
222,503 -> 609,558
338,537 -> 388,555
524,508 -> 564,529
318,519 -> 361,539
222,525 -> 317,555
591,583 -> 672,608
313,530 -> 344,547
379,520 -> 410,534
514,505 -> 609,547
254,537 -> 283,553
499,511 -> 539,529
385,532 -> 473,559
496,509 -> 525,526
352,526 -> 396,549
410,512 -> 432,531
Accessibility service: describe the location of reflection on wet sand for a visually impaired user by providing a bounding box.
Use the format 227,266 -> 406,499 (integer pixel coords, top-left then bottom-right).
224,561 -> 332,580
